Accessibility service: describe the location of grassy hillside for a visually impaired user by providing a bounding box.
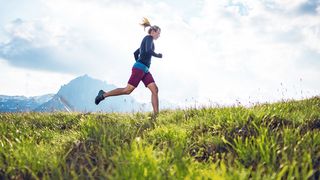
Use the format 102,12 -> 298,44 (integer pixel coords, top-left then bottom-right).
0,97 -> 319,179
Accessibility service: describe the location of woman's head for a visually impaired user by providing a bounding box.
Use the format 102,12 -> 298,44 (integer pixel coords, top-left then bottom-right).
140,17 -> 161,40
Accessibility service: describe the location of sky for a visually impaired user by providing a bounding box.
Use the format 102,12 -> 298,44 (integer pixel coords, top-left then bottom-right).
0,0 -> 319,107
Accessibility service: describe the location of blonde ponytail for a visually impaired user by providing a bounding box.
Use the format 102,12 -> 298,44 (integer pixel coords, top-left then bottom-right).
140,17 -> 161,34
140,17 -> 151,31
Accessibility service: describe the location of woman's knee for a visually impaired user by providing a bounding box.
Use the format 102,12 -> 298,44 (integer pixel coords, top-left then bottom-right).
148,83 -> 158,94
124,85 -> 135,94
154,86 -> 159,94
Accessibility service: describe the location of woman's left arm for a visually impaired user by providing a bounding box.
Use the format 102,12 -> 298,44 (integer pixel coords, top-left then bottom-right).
145,37 -> 162,58
134,48 -> 140,60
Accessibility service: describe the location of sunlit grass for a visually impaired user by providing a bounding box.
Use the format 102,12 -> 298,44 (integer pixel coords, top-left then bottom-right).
0,96 -> 319,179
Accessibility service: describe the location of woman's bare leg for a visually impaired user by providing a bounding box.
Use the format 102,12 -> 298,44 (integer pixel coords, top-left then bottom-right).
147,82 -> 159,115
104,84 -> 135,97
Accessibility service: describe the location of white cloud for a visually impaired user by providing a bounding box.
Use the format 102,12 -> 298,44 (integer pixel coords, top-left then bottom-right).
168,0 -> 320,105
0,59 -> 74,97
0,0 -> 319,106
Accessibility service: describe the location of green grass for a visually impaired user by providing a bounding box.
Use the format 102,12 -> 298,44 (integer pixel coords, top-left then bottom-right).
0,97 -> 319,179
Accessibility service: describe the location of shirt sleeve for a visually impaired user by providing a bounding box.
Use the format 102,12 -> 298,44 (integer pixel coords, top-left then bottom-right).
134,48 -> 140,60
145,36 -> 158,57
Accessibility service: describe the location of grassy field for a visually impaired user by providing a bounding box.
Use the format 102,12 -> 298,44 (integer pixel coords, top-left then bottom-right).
0,97 -> 319,179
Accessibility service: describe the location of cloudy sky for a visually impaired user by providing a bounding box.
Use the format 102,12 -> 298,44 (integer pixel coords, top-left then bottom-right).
0,0 -> 319,106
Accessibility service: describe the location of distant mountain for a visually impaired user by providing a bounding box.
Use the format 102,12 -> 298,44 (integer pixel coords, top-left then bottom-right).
31,94 -> 54,104
34,94 -> 74,112
0,94 -> 54,112
36,75 -> 143,112
0,75 -> 178,113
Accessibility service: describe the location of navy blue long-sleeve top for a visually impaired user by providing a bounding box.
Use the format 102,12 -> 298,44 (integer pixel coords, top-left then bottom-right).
134,35 -> 161,68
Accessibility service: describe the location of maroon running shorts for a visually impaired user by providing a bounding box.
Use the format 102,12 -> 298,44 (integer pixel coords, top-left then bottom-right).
128,68 -> 155,87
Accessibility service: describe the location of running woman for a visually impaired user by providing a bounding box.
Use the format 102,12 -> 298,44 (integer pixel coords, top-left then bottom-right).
95,18 -> 162,115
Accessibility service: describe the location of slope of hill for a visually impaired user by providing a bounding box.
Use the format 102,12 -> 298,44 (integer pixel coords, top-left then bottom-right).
0,96 -> 319,179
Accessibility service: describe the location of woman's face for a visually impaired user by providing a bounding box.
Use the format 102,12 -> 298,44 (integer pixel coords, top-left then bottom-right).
151,30 -> 161,40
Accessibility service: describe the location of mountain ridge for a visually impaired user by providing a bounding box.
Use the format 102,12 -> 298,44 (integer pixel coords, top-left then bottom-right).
0,74 -> 177,112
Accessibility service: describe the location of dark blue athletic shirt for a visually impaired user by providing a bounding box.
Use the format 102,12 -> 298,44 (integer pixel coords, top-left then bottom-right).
134,35 -> 161,68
